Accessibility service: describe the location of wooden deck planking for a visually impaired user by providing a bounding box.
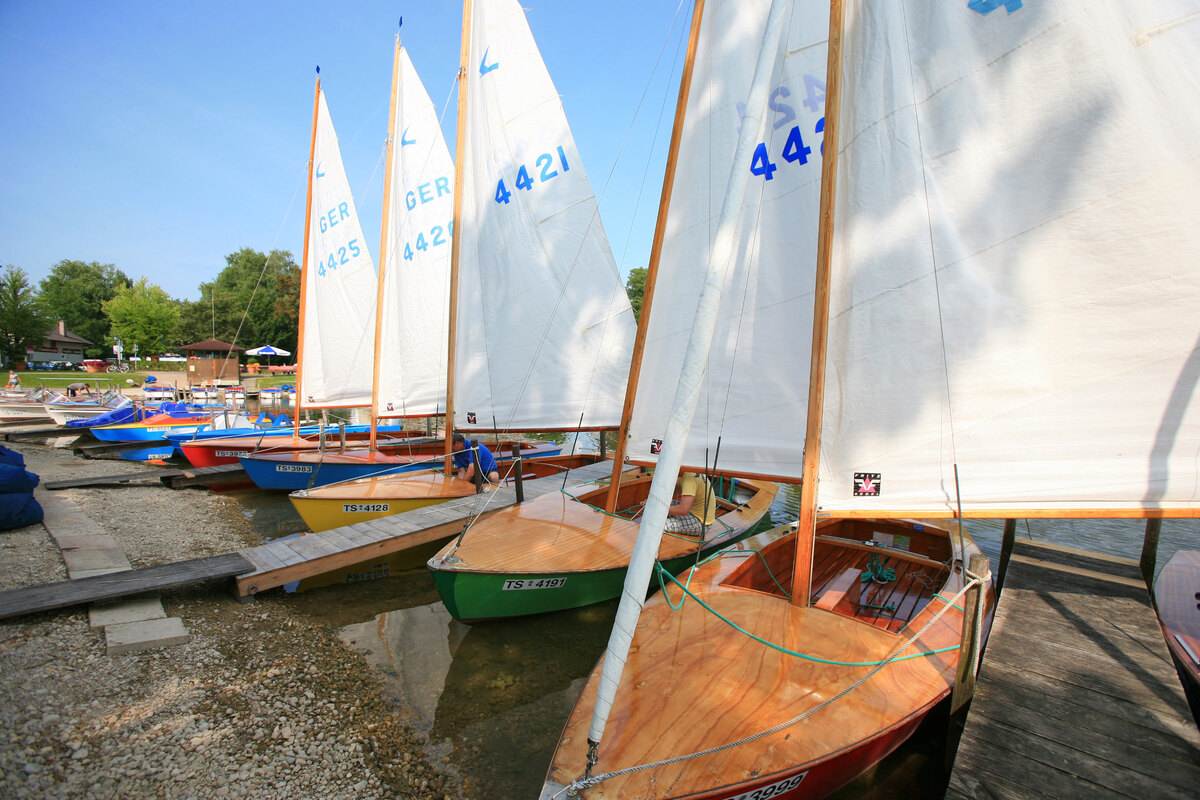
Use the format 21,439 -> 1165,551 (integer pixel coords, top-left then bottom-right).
0,553 -> 253,620
947,538 -> 1200,800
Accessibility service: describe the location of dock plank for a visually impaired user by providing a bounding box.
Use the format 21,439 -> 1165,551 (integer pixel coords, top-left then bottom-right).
0,553 -> 253,620
947,538 -> 1200,799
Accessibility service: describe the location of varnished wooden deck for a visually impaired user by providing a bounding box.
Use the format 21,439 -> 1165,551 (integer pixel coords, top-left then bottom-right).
947,538 -> 1200,799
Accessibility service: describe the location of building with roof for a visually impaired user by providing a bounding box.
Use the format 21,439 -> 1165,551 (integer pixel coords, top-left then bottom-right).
26,321 -> 93,365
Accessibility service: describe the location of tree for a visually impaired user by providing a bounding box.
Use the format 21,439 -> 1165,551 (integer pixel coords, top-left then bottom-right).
37,260 -> 131,348
173,249 -> 300,352
102,278 -> 181,357
0,266 -> 53,365
625,267 -> 648,321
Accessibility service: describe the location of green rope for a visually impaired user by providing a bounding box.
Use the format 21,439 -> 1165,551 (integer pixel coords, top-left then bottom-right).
655,563 -> 959,666
861,553 -> 896,584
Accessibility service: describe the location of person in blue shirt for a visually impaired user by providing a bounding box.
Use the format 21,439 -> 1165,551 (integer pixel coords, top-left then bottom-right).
451,432 -> 500,485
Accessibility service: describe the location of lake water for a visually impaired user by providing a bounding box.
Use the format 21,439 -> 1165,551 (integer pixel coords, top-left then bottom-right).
78,409 -> 1200,798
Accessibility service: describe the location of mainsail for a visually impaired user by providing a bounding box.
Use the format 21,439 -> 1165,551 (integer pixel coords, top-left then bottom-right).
816,1 -> 1200,517
375,45 -> 454,419
624,0 -> 828,480
298,85 -> 378,409
454,0 -> 636,432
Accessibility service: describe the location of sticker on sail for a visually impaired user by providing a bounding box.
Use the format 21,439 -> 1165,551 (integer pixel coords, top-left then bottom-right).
729,771 -> 807,800
467,412 -> 477,424
650,438 -> 662,455
853,473 -> 881,496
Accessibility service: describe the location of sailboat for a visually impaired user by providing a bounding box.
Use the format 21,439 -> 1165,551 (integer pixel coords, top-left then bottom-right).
180,70 -> 385,473
423,0 -> 779,623
289,0 -> 639,528
540,1 -> 1200,798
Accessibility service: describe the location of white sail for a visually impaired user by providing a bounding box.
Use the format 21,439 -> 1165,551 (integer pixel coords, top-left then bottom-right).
455,0 -> 636,431
300,88 -> 378,408
818,0 -> 1200,516
376,47 -> 454,418
624,0 -> 829,480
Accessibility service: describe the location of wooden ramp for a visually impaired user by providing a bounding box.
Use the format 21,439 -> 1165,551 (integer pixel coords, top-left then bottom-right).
42,463 -> 245,490
0,553 -> 253,620
235,459 -> 619,597
947,539 -> 1200,799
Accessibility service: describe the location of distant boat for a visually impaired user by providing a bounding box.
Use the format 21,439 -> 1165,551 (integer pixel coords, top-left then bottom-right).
0,387 -> 66,420
543,2 -> 1200,798
44,391 -> 129,425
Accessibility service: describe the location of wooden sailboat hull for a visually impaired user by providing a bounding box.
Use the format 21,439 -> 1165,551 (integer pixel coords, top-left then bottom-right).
541,519 -> 995,800
1153,550 -> 1200,728
427,473 -> 779,622
288,453 -> 604,532
239,441 -> 562,491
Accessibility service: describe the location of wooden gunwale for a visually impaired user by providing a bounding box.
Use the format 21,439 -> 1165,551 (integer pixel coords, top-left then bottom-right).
434,477 -> 778,575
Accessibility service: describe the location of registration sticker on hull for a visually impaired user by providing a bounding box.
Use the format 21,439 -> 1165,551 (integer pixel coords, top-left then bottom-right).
277,464 -> 313,473
343,503 -> 390,513
729,771 -> 807,800
502,577 -> 566,591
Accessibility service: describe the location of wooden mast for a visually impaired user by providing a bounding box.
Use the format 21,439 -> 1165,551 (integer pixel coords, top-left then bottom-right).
443,0 -> 473,472
291,69 -> 322,440
368,34 -> 403,452
792,0 -> 846,608
603,0 -> 707,514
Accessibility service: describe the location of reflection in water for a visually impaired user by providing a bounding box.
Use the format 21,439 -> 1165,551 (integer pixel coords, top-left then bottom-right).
338,592 -> 618,799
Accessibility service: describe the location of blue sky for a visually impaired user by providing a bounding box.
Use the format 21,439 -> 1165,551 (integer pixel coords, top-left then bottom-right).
0,1 -> 690,301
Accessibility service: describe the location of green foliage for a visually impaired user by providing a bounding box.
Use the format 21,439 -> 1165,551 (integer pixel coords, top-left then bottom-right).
625,267 -> 648,321
175,248 -> 300,351
102,278 -> 181,357
0,266 -> 53,364
37,260 -> 131,346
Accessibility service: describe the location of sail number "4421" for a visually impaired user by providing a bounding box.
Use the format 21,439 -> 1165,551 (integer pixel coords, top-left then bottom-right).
495,146 -> 571,204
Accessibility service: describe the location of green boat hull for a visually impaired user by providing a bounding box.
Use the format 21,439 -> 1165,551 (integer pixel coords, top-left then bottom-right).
430,538 -> 750,622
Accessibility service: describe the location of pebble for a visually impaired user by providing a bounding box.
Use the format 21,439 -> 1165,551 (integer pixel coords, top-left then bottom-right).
0,441 -> 460,799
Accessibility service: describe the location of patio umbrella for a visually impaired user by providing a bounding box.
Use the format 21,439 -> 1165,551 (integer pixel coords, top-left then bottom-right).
245,345 -> 291,366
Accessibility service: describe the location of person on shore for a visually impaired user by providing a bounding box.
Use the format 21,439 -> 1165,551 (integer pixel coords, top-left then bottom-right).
7,370 -> 19,389
66,382 -> 91,398
663,471 -> 717,536
451,432 -> 500,485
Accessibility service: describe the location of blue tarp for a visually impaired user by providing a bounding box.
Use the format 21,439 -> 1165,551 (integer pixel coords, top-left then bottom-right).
0,446 -> 42,530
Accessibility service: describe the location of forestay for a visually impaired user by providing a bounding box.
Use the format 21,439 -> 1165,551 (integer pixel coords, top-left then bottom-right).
455,0 -> 636,431
624,0 -> 829,480
301,88 -> 378,409
818,1 -> 1200,516
376,47 -> 454,418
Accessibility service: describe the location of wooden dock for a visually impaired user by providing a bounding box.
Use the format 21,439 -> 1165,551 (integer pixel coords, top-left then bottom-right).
234,459 -> 619,597
947,538 -> 1200,799
42,463 -> 246,490
0,553 -> 252,620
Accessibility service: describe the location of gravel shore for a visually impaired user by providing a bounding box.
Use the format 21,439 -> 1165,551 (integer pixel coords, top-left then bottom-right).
0,440 -> 460,800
